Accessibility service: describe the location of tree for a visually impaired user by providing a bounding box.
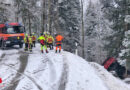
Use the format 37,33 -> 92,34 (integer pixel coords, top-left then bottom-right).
118,0 -> 130,72
58,0 -> 80,53
103,0 -> 128,58
81,0 -> 85,58
83,0 -> 111,64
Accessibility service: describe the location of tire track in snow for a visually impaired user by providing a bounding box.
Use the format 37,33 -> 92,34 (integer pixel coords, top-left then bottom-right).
0,53 -> 5,62
58,53 -> 69,90
5,51 -> 29,90
3,51 -> 43,90
43,54 -> 56,83
0,50 -> 20,90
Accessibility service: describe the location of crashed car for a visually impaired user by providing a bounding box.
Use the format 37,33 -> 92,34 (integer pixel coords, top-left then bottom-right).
102,57 -> 126,79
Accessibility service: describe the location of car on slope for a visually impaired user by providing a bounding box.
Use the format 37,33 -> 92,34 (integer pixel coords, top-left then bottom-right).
102,57 -> 126,79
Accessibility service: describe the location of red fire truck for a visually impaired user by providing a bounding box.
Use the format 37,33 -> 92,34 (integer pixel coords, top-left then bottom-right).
0,23 -> 25,49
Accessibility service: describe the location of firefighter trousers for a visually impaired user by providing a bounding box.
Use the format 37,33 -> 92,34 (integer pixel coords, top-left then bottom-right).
32,41 -> 36,47
56,44 -> 62,52
28,43 -> 32,52
24,43 -> 28,51
41,44 -> 47,50
48,43 -> 53,50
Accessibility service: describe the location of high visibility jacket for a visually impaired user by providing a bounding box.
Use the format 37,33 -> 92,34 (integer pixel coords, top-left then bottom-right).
44,34 -> 49,40
56,35 -> 63,44
28,36 -> 33,44
38,36 -> 46,45
24,36 -> 29,43
47,36 -> 54,43
32,35 -> 36,41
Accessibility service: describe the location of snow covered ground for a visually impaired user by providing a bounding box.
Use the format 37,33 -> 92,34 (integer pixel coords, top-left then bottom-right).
0,44 -> 130,90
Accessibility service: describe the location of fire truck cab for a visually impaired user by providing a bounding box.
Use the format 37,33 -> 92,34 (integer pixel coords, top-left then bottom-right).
0,23 -> 25,49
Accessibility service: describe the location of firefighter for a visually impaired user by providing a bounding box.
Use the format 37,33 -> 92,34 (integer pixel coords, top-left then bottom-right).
44,32 -> 49,47
38,33 -> 48,53
28,34 -> 33,52
24,34 -> 29,51
32,33 -> 36,47
55,34 -> 64,53
47,34 -> 54,50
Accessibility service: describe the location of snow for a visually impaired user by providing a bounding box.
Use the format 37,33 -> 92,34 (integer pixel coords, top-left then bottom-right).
0,49 -> 20,89
2,0 -> 13,4
0,44 -> 130,90
90,62 -> 130,90
58,0 -> 63,3
125,15 -> 130,23
64,52 -> 108,90
80,0 -> 99,15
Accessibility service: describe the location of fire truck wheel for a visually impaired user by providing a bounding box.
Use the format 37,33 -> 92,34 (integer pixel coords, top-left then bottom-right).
0,41 -> 1,47
19,44 -> 23,48
1,41 -> 6,50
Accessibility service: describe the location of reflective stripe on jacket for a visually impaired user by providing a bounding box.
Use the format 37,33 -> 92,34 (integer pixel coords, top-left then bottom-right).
28,36 -> 33,44
24,36 -> 29,43
47,36 -> 54,43
32,35 -> 36,41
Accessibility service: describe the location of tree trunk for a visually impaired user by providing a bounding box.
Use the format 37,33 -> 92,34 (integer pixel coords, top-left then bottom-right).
48,0 -> 51,34
41,0 -> 45,33
81,0 -> 85,59
28,9 -> 31,34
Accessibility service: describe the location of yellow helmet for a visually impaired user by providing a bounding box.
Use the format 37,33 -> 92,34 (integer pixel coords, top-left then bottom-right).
44,32 -> 47,35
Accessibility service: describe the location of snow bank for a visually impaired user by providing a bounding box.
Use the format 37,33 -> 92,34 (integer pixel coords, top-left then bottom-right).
64,52 -> 108,90
90,62 -> 130,90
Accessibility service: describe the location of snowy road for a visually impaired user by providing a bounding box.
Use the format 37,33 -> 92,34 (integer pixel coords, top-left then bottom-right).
0,44 -> 130,90
6,50 -> 29,90
0,48 -> 21,90
0,45 -> 68,90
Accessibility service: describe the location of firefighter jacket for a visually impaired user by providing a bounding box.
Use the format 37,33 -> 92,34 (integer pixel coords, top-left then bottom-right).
38,36 -> 46,45
24,36 -> 29,43
32,35 -> 36,41
28,36 -> 33,44
55,35 -> 63,44
47,36 -> 54,44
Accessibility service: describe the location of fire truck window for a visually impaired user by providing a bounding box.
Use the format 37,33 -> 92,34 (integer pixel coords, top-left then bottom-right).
14,26 -> 24,33
7,28 -> 14,34
6,26 -> 24,34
